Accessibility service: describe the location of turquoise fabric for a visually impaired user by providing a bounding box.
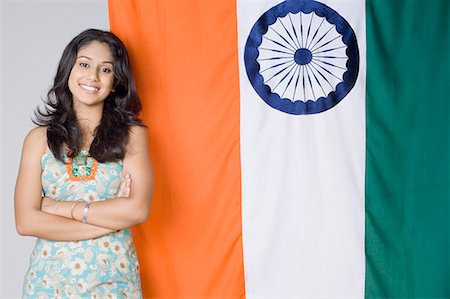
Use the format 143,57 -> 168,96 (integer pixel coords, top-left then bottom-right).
23,151 -> 142,298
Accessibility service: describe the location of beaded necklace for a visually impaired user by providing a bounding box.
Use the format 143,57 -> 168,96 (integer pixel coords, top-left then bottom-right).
66,150 -> 98,181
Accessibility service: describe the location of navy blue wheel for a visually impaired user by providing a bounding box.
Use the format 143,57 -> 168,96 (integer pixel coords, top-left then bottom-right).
244,0 -> 359,115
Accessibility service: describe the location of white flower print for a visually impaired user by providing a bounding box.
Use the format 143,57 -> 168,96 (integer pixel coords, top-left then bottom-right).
40,244 -> 52,259
41,275 -> 50,289
48,186 -> 60,198
99,239 -> 111,252
76,278 -> 88,293
83,190 -> 98,202
114,257 -> 129,273
54,286 -> 63,299
90,290 -> 101,299
111,241 -> 125,255
25,282 -> 35,295
96,253 -> 109,268
64,285 -> 75,298
55,247 -> 68,259
27,270 -> 36,280
105,281 -> 118,289
69,258 -> 87,276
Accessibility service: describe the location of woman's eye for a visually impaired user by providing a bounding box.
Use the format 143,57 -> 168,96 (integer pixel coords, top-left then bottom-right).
79,62 -> 89,68
100,67 -> 111,73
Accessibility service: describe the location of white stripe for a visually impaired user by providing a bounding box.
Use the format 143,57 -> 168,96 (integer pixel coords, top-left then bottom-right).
237,0 -> 366,297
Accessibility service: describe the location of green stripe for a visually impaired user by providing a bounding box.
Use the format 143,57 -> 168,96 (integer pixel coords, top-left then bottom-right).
365,0 -> 450,298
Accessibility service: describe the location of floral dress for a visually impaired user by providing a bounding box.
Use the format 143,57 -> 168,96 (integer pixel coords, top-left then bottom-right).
22,151 -> 142,299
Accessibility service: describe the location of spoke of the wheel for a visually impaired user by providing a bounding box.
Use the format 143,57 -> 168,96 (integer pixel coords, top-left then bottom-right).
292,64 -> 301,100
260,58 -> 295,73
311,34 -> 342,53
279,17 -> 300,49
302,66 -> 307,101
300,13 -> 304,48
271,62 -> 297,92
257,56 -> 293,62
305,13 -> 314,49
309,26 -> 334,51
259,47 -> 294,56
307,63 -> 327,97
263,35 -> 296,53
306,18 -> 325,49
289,13 -> 302,49
311,60 -> 342,83
314,55 -> 347,59
269,27 -> 298,52
309,62 -> 335,89
313,45 -> 347,55
305,64 -> 316,101
312,57 -> 347,71
281,64 -> 300,98
264,60 -> 296,84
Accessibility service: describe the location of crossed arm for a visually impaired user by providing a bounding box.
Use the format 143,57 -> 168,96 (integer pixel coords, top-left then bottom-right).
14,126 -> 153,242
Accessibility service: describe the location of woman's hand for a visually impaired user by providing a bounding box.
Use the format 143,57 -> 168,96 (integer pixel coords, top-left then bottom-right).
40,174 -> 132,219
116,174 -> 132,197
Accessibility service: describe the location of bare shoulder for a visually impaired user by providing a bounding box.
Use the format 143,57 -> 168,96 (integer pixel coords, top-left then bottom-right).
129,125 -> 148,146
23,126 -> 48,156
126,125 -> 149,157
129,125 -> 148,140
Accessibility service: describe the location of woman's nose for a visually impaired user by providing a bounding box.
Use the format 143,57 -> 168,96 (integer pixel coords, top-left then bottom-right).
87,68 -> 99,81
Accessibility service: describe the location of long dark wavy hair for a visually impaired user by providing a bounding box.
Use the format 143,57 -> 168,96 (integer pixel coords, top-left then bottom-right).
34,29 -> 143,163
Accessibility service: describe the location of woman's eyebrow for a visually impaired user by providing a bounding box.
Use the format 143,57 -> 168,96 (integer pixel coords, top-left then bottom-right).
77,55 -> 113,65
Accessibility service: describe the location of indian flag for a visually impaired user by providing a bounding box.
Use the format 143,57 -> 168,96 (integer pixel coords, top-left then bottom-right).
109,0 -> 450,298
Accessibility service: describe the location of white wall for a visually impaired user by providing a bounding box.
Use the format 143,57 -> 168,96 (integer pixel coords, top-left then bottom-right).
1,1 -> 109,297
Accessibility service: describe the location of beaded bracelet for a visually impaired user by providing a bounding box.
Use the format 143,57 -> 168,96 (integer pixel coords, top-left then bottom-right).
82,202 -> 91,223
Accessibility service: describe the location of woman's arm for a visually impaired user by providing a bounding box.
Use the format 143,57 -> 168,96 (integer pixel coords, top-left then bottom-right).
40,126 -> 154,230
14,127 -> 117,241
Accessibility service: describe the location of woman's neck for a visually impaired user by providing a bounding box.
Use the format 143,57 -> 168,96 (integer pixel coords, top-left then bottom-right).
75,106 -> 103,150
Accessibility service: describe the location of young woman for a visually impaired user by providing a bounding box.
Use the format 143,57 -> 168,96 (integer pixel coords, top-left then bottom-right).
14,29 -> 152,298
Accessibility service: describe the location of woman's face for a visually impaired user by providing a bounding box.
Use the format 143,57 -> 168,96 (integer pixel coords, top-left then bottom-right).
68,41 -> 115,111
